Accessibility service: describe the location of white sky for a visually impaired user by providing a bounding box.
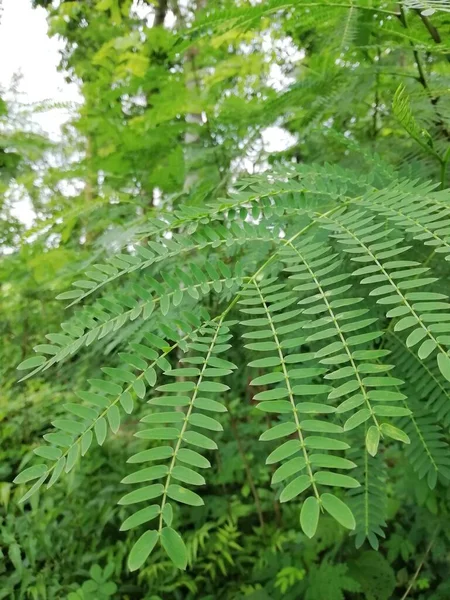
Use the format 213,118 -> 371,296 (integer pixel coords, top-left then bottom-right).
0,0 -> 81,137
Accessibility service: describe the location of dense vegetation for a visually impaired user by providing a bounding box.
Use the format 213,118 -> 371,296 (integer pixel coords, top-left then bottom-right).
1,0 -> 450,598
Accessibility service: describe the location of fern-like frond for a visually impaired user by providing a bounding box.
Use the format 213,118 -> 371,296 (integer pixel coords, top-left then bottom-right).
121,318 -> 236,571
241,276 -> 359,538
281,238 -> 410,455
322,207 -> 450,390
347,444 -> 387,550
392,85 -> 440,160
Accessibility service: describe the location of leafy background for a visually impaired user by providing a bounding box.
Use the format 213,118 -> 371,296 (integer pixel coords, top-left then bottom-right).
1,0 -> 450,598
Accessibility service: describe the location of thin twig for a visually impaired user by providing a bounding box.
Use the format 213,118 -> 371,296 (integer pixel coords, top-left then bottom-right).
400,526 -> 440,600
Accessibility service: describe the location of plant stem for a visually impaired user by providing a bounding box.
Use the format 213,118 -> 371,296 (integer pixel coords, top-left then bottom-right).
400,525 -> 439,600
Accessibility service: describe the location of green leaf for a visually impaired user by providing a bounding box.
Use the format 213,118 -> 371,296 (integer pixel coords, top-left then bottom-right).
257,401 -> 292,413
128,530 -> 159,572
34,446 -> 62,461
18,474 -> 47,503
133,379 -> 146,399
177,448 -> 211,469
437,352 -> 450,382
121,465 -> 169,484
197,381 -> 229,392
141,412 -> 184,424
300,420 -> 343,434
81,431 -> 93,456
171,465 -> 205,486
157,382 -> 195,392
14,464 -> 47,484
127,447 -> 174,464
314,471 -> 360,488
321,493 -> 356,530
251,372 -> 284,386
309,454 -> 356,470
52,419 -> 85,435
189,413 -> 223,431
120,505 -> 160,531
118,484 -> 164,505
94,418 -> 107,445
47,457 -> 65,489
144,367 -> 157,386
17,356 -> 46,371
248,356 -> 281,368
380,423 -> 410,444
366,426 -> 380,456
259,422 -> 297,441
161,527 -> 188,570
167,484 -> 204,506
304,436 -> 350,450
107,405 -> 121,433
300,496 -> 320,538
266,440 -> 301,464
280,475 -> 311,502
162,503 -> 173,526
89,379 -> 122,396
135,427 -> 180,440
296,402 -> 335,414
272,457 -> 306,484
149,395 -> 190,407
373,406 -> 410,417
207,357 -> 237,369
344,408 -> 371,431
183,430 -> 217,450
193,397 -> 227,412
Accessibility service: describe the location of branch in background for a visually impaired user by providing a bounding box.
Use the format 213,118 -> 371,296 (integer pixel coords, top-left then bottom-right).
414,8 -> 450,62
154,0 -> 169,26
397,5 -> 450,141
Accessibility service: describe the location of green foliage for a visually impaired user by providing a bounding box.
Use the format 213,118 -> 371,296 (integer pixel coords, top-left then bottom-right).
2,0 -> 450,597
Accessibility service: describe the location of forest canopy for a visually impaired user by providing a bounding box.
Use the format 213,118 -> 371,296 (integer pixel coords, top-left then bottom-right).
1,0 -> 450,598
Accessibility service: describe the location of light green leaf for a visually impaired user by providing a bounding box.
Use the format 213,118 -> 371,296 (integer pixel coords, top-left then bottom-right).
121,465 -> 168,484
272,457 -> 306,484
366,426 -> 380,456
128,530 -> 159,572
17,356 -> 46,371
280,475 -> 311,502
321,493 -> 356,530
167,484 -> 204,506
95,417 -> 107,445
300,496 -> 320,538
266,440 -> 301,464
107,405 -> 121,433
380,423 -> 410,444
118,484 -> 164,505
127,446 -> 174,464
14,464 -> 47,484
183,431 -> 217,450
260,422 -> 297,441
344,408 -> 371,431
189,413 -> 223,431
437,352 -> 450,382
171,465 -> 205,486
314,471 -> 360,488
178,448 -> 211,469
161,527 -> 187,570
120,505 -> 160,531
